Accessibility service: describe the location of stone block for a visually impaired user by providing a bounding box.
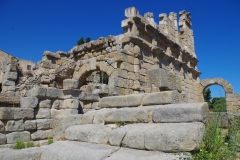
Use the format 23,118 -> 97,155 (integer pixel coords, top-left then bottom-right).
81,110 -> 98,124
141,91 -> 182,106
36,119 -> 53,130
63,79 -> 79,89
125,7 -> 139,18
65,124 -> 111,144
6,131 -> 30,143
0,120 -> 4,131
108,128 -> 126,146
2,80 -> 15,86
0,107 -> 14,120
99,94 -> 144,108
31,129 -> 53,140
24,120 -> 36,130
62,89 -> 82,99
5,120 -> 24,131
28,87 -> 47,98
39,99 -> 51,108
0,133 -> 6,145
4,72 -> 17,81
52,115 -> 82,141
20,97 -> 38,108
62,99 -> 79,109
147,68 -> 177,91
40,141 -> 119,160
152,102 -> 209,123
36,108 -> 51,119
14,108 -> 34,120
52,99 -> 63,109
46,88 -> 64,99
79,92 -> 99,101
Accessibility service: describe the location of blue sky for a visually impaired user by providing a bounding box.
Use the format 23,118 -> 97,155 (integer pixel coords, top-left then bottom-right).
0,0 -> 239,98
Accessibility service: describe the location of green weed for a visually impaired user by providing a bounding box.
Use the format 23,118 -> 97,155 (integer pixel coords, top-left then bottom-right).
48,137 -> 53,145
14,140 -> 25,149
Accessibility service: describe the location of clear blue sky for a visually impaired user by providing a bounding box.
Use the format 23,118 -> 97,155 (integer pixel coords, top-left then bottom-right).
1,0 -> 239,98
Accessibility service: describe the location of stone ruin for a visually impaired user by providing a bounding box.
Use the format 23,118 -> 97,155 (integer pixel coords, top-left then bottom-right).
0,7 -> 239,160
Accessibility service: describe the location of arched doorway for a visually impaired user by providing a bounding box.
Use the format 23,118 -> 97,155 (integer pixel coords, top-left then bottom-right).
200,78 -> 234,111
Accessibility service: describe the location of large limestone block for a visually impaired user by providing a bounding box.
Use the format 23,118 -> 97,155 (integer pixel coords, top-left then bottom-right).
39,99 -> 51,108
31,129 -> 53,140
14,108 -> 34,120
142,91 -> 182,106
2,80 -> 15,86
152,102 -> 209,123
5,120 -> 24,131
79,92 -> 99,101
99,94 -> 144,108
20,97 -> 38,108
50,109 -> 78,118
25,120 -> 37,130
46,88 -> 64,99
0,133 -> 6,145
36,119 -> 53,130
93,106 -> 153,124
36,108 -> 51,119
62,89 -> 82,99
52,115 -> 82,141
0,147 -> 45,160
40,141 -> 119,160
4,72 -> 17,81
0,107 -> 14,120
63,79 -> 78,89
28,87 -> 47,98
65,124 -> 111,144
52,99 -> 63,109
147,68 -> 178,91
108,128 -> 126,146
6,131 -> 30,143
144,122 -> 205,152
106,148 -> 181,160
62,99 -> 79,109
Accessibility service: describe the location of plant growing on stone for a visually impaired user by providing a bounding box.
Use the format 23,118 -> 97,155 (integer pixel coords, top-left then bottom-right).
14,140 -> 25,149
192,114 -> 240,159
26,141 -> 34,148
48,137 -> 53,145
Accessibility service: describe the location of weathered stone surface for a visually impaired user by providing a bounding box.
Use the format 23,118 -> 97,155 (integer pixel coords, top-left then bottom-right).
144,122 -> 205,152
62,99 -> 79,109
65,124 -> 111,144
142,91 -> 182,105
0,133 -> 6,145
63,79 -> 78,89
50,109 -> 78,118
2,80 -> 15,86
6,131 -> 30,143
0,107 -> 14,120
31,129 -> 53,140
36,108 -> 51,119
99,94 -> 144,108
79,92 -> 99,101
52,115 -> 82,141
28,87 -> 47,98
106,148 -> 181,160
152,102 -> 209,123
36,119 -> 53,130
0,120 -> 4,131
0,146 -> 45,160
39,99 -> 51,108
147,68 -> 178,91
14,108 -> 34,120
4,72 -> 17,81
81,110 -> 98,124
52,99 -> 63,109
46,88 -> 64,99
40,141 -> 119,160
109,127 -> 126,146
93,107 -> 153,124
62,89 -> 82,99
20,97 -> 38,108
5,120 -> 24,131
25,120 -> 36,130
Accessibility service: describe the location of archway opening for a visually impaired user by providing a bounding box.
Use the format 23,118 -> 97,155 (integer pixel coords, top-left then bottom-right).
203,85 -> 226,112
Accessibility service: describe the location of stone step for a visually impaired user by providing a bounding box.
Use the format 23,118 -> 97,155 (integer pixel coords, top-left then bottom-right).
40,141 -> 185,160
82,102 -> 209,124
65,122 -> 204,152
99,91 -> 185,108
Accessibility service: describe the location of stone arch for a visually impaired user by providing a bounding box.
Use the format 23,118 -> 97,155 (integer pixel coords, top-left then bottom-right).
72,61 -> 113,88
200,78 -> 234,111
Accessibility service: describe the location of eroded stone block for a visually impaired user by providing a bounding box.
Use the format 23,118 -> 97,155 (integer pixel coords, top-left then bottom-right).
63,79 -> 79,89
6,131 -> 30,143
20,97 -> 38,108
